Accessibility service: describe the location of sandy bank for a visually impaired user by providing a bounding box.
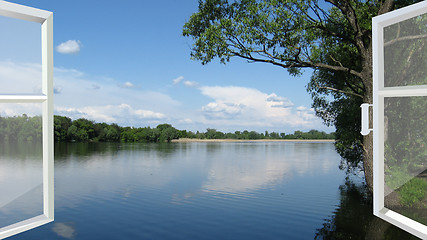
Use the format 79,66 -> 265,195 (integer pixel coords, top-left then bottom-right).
171,138 -> 335,143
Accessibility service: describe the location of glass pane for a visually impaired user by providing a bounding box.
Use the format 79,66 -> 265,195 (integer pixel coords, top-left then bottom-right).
384,13 -> 427,87
384,96 -> 427,225
0,103 -> 43,228
0,15 -> 41,94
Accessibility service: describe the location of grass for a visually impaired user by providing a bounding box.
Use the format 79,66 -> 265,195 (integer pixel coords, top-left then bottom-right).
398,178 -> 427,207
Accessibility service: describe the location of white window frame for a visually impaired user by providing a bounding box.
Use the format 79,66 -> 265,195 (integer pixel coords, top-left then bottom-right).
0,1 -> 53,239
372,1 -> 427,238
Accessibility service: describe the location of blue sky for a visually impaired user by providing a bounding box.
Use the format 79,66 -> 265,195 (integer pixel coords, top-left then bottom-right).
0,0 -> 333,133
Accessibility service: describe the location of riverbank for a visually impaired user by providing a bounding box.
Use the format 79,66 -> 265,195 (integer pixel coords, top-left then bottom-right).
172,138 -> 335,143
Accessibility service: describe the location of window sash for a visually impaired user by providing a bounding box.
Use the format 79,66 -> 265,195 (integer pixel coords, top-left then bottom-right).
0,1 -> 53,239
373,1 -> 427,238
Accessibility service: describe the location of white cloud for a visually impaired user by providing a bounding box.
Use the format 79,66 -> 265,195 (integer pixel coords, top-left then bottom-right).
120,81 -> 135,88
124,82 -> 134,88
266,94 -> 288,102
266,93 -> 294,108
202,102 -> 244,119
172,76 -> 199,88
55,104 -> 164,124
172,76 -> 184,85
198,86 -> 321,130
183,80 -> 199,88
56,40 -> 81,54
0,103 -> 42,117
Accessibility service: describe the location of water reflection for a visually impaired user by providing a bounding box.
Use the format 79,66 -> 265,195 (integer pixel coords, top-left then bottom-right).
54,142 -> 120,160
54,142 -> 340,197
0,141 -> 43,228
50,142 -> 345,239
315,179 -> 420,240
6,142 -> 419,239
201,142 -> 336,193
52,222 -> 76,239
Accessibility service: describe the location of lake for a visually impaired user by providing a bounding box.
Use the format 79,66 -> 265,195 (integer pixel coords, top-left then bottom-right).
0,141 -> 419,239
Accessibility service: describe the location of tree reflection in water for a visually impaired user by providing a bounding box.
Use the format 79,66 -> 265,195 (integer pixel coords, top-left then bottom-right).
315,179 -> 419,240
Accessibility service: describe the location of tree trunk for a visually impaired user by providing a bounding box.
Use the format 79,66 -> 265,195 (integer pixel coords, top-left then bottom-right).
363,130 -> 374,193
361,49 -> 374,192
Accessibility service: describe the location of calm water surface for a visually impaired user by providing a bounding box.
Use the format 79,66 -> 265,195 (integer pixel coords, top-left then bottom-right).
0,142 -> 419,239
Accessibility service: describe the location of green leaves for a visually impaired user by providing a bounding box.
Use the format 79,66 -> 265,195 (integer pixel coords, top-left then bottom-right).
183,0 -> 321,72
0,115 -> 41,142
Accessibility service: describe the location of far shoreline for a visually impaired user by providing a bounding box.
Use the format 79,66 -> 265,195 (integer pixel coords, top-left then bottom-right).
172,138 -> 335,143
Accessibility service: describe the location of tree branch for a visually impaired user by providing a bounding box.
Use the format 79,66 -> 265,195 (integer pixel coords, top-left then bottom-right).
312,63 -> 362,78
384,34 -> 427,47
231,51 -> 293,68
329,55 -> 344,68
230,50 -> 363,79
378,0 -> 394,15
314,81 -> 364,98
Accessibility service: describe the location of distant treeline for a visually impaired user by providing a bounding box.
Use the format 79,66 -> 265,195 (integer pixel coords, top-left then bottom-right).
0,114 -> 42,142
181,128 -> 335,140
0,115 -> 335,143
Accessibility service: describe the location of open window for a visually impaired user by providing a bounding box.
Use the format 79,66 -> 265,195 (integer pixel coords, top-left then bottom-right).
370,1 -> 427,238
0,1 -> 53,239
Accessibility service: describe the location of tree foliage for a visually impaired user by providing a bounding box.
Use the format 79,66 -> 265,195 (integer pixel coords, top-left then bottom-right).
54,116 -> 179,143
183,0 -> 392,75
384,97 -> 427,192
184,128 -> 334,140
0,114 -> 41,142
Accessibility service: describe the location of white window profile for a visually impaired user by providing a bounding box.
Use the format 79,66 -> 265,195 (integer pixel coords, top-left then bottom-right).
0,1 -> 53,239
371,1 -> 427,238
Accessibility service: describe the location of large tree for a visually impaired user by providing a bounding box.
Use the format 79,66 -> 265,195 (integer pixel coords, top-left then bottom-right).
183,0 -> 422,191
